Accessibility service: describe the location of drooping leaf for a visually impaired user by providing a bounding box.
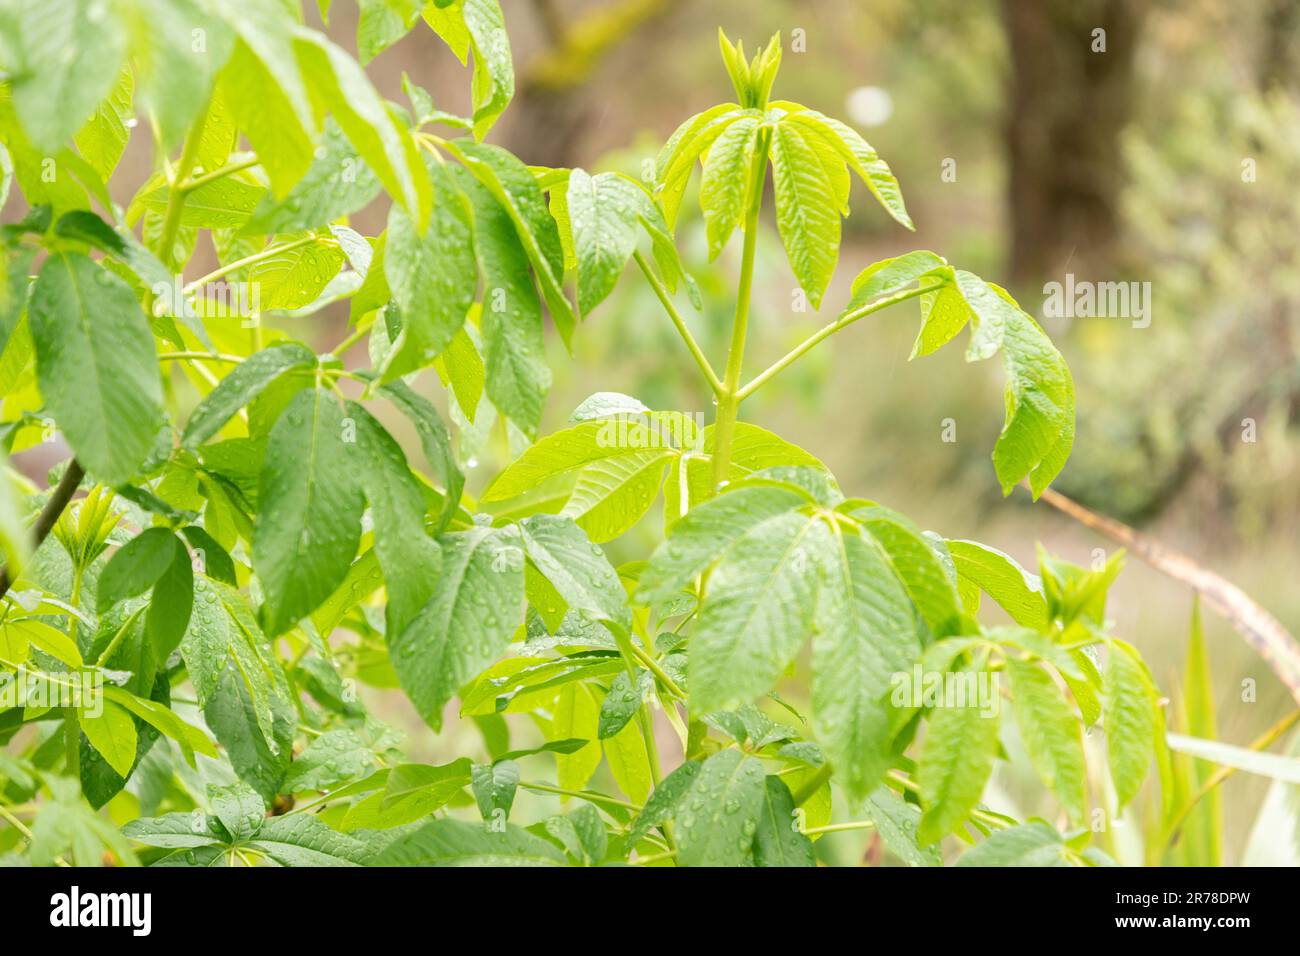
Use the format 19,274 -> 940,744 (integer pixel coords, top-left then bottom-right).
28,252 -> 162,486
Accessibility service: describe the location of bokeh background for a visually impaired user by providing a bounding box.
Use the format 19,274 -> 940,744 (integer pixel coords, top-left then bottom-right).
7,0 -> 1298,864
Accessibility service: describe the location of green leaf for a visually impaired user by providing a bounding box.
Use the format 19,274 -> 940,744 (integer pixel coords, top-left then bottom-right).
519,515 -> 630,629
655,105 -> 752,230
637,483 -> 806,604
1165,733 -> 1300,785
356,0 -> 420,64
550,681 -> 601,792
563,449 -> 674,543
388,524 -> 523,729
5,0 -> 127,151
604,718 -> 652,805
993,305 -> 1075,496
245,121 -> 381,234
955,821 -> 1073,867
700,116 -> 761,259
253,387 -> 364,635
79,700 -> 138,779
783,108 -> 912,229
689,511 -> 827,713
442,139 -> 574,347
73,67 -> 133,182
471,759 -> 519,822
28,252 -> 162,486
203,658 -> 294,804
372,818 -> 565,866
676,748 -> 766,866
209,782 -> 265,842
813,525 -> 922,798
854,504 -> 964,640
769,120 -> 839,309
1180,598 -> 1222,865
424,0 -> 514,139
145,538 -> 194,660
125,0 -> 232,152
458,166 -> 551,434
249,814 -> 373,866
627,759 -> 701,845
248,235 -> 345,311
567,169 -> 643,315
283,730 -> 377,794
182,343 -> 316,449
946,539 -> 1048,629
218,36 -> 313,198
96,528 -> 179,612
598,669 -> 646,740
545,803 -> 607,865
379,161 -> 475,379
10,619 -> 83,668
347,402 -> 441,635
1006,657 -> 1087,826
860,786 -> 941,866
753,775 -> 815,867
294,30 -> 431,228
1105,639 -> 1159,809
379,380 -> 464,534
917,663 -> 1002,845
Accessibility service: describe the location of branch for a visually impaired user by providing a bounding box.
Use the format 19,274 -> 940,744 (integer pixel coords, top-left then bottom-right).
0,459 -> 85,600
736,282 -> 945,401
1035,485 -> 1300,706
632,251 -> 722,395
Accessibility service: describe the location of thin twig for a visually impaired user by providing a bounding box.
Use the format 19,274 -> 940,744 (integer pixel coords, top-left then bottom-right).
0,459 -> 84,600
1034,485 -> 1300,706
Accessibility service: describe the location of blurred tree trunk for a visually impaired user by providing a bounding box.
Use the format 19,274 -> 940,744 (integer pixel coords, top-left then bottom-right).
1001,0 -> 1145,284
506,0 -> 679,167
1259,0 -> 1300,91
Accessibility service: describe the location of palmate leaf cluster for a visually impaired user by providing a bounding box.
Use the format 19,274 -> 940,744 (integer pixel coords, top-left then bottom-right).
0,2 -> 1158,867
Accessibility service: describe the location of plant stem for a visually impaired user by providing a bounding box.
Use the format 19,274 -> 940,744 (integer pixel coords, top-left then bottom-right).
519,781 -> 640,812
710,128 -> 770,490
183,235 -> 319,296
803,820 -> 876,836
158,102 -> 211,272
632,251 -> 721,395
331,320 -> 373,358
627,642 -> 686,701
181,155 -> 260,193
736,281 -> 945,401
157,351 -> 245,364
0,459 -> 84,600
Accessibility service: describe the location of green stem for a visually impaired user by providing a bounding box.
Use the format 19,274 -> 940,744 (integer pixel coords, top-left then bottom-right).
157,351 -> 244,363
710,127 -> 770,491
632,250 -> 722,395
92,604 -> 148,666
519,781 -> 640,812
331,320 -> 374,358
181,155 -> 260,193
804,820 -> 876,836
627,642 -> 686,701
158,102 -> 211,272
183,236 -> 319,296
736,281 -> 945,401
